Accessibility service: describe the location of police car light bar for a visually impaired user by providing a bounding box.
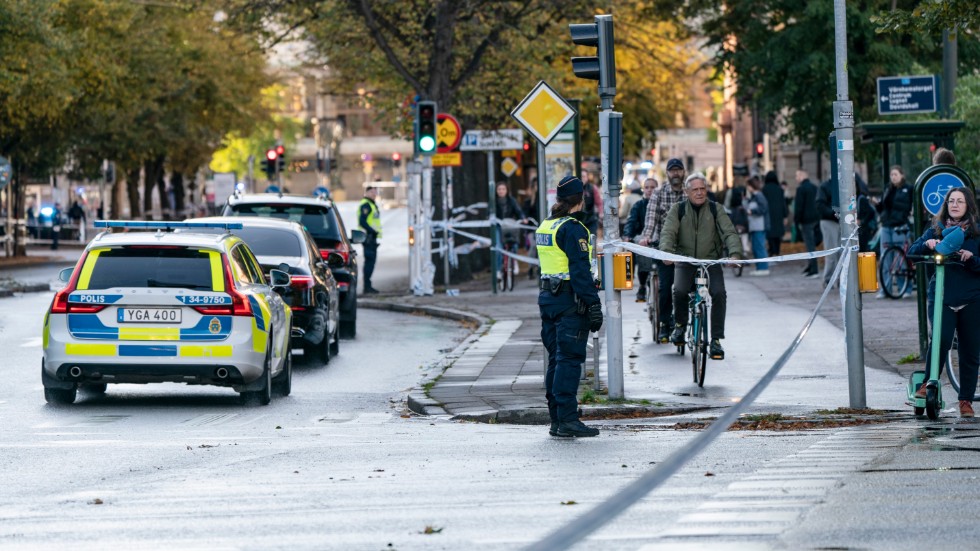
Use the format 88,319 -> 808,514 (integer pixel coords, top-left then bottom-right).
93,220 -> 244,231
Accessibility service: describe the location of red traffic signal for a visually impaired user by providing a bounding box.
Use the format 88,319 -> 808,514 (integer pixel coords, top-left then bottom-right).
754,142 -> 764,158
266,148 -> 278,161
392,152 -> 401,161
275,144 -> 285,156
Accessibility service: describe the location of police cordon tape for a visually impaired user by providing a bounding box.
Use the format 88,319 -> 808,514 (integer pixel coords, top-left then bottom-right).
525,241 -> 855,551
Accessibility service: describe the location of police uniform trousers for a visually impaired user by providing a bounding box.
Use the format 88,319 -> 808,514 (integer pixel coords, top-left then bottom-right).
362,239 -> 378,289
539,291 -> 590,424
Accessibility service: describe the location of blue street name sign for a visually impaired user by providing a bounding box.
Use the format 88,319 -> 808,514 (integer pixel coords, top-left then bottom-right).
921,171 -> 965,216
877,75 -> 939,115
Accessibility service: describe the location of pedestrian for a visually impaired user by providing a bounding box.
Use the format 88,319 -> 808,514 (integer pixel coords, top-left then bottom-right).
494,182 -> 526,277
620,180 -> 643,235
761,171 -> 786,256
856,180 -> 878,253
745,176 -> 770,276
358,186 -> 381,294
581,175 -> 601,236
637,158 -> 687,342
907,187 -> 980,418
26,201 -> 38,239
793,169 -> 821,277
876,167 -> 912,269
660,172 -> 744,359
623,177 -> 658,301
521,178 -> 540,279
816,176 -> 840,287
51,202 -> 63,250
933,147 -> 957,166
536,175 -> 603,438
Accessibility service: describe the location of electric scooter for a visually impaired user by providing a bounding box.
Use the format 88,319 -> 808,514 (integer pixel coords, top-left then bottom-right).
907,253 -> 945,419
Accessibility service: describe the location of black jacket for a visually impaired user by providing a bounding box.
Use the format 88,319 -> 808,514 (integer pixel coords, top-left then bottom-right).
761,181 -> 786,238
816,179 -> 839,222
877,183 -> 913,228
623,198 -> 648,239
793,179 -> 820,224
909,226 -> 980,306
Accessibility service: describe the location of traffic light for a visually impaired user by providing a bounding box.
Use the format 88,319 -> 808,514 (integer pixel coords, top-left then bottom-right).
264,148 -> 278,179
415,100 -> 437,156
275,145 -> 286,172
392,152 -> 401,167
755,142 -> 764,158
569,14 -> 616,100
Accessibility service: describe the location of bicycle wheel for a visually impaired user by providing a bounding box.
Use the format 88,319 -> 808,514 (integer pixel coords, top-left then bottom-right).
694,303 -> 708,387
505,256 -> 515,291
648,272 -> 661,343
879,246 -> 911,299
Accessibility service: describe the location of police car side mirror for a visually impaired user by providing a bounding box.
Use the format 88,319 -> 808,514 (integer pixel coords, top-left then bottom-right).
269,269 -> 291,288
350,229 -> 366,244
58,267 -> 73,283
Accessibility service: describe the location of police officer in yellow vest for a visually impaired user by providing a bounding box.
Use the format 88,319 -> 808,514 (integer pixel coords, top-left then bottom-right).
536,175 -> 603,438
358,186 -> 382,294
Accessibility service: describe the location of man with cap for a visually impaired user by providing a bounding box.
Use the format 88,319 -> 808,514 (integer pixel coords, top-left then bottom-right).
536,175 -> 603,438
637,158 -> 688,342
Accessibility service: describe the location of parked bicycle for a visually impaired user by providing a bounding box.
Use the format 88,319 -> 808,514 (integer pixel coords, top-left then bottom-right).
878,226 -> 914,298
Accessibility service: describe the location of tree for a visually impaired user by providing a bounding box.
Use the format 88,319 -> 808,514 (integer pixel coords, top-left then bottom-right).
219,1 -> 697,157
874,0 -> 980,36
953,73 -> 980,178
649,0 -> 978,149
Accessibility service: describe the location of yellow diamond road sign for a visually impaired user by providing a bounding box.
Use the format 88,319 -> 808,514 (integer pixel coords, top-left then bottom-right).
500,157 -> 519,177
510,80 -> 576,146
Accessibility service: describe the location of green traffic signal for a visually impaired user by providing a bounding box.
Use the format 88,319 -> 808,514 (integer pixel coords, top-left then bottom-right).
416,101 -> 437,156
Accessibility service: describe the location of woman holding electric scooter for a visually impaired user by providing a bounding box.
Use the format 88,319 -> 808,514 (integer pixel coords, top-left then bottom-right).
908,187 -> 980,418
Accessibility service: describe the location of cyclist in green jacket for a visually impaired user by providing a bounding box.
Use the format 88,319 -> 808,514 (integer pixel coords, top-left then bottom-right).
660,173 -> 743,360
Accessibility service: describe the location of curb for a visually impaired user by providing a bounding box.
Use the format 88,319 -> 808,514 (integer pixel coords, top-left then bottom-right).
0,283 -> 52,297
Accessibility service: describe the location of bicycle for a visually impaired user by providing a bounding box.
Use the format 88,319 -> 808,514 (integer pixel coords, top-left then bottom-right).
675,263 -> 710,387
645,269 -> 661,343
495,219 -> 522,292
878,226 -> 913,298
946,333 -> 980,401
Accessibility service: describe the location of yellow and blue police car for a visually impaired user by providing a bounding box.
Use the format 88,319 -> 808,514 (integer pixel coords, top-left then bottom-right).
42,221 -> 293,405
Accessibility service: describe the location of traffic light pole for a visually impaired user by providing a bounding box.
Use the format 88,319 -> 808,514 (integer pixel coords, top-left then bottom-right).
834,0 -> 866,408
421,156 -> 434,296
600,110 -> 624,399
487,152 -> 499,295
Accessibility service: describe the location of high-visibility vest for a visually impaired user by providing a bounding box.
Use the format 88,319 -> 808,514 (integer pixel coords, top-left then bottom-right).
359,198 -> 382,239
535,216 -> 591,280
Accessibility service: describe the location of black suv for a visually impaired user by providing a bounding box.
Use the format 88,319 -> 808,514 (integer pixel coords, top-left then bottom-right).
191,216 -> 341,363
221,193 -> 365,339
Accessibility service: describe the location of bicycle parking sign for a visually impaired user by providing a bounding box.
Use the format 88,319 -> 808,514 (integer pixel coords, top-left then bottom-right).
921,172 -> 965,216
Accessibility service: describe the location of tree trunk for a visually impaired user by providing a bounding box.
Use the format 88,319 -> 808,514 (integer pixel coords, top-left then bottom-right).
126,167 -> 141,220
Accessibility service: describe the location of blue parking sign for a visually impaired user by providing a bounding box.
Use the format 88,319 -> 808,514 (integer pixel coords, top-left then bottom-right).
921,172 -> 965,216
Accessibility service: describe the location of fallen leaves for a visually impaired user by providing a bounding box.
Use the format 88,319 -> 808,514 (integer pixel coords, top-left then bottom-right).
420,525 -> 443,534
88,498 -> 103,505
561,500 -> 577,506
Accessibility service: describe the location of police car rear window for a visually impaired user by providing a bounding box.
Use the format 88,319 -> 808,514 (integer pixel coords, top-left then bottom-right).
228,204 -> 341,241
190,226 -> 303,257
85,247 -> 215,290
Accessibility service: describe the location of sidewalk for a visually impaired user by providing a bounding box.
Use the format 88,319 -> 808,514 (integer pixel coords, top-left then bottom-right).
387,258 -> 925,423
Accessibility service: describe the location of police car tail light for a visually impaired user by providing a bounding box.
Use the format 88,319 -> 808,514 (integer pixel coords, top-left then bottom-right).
221,256 -> 254,317
193,304 -> 234,315
50,252 -> 89,314
68,304 -> 107,314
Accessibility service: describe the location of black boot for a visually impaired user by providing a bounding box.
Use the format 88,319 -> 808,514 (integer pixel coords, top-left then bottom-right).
556,420 -> 599,438
710,339 -> 725,360
670,324 -> 686,345
549,421 -> 559,436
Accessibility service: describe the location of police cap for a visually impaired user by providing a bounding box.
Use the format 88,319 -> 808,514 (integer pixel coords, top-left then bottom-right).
556,175 -> 584,198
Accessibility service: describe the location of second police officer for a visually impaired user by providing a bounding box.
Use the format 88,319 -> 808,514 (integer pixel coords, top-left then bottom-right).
536,175 -> 603,438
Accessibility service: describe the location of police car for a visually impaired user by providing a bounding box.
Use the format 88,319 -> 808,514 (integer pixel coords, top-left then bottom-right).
42,221 -> 293,405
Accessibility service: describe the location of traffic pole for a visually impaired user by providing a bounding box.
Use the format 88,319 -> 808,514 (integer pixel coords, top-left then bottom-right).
487,152 -> 498,294
834,0 -> 866,408
600,109 -> 624,399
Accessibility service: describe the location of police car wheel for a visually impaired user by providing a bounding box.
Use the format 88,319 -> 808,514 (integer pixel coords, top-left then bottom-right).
242,341 -> 273,406
273,351 -> 292,397
44,386 -> 77,405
